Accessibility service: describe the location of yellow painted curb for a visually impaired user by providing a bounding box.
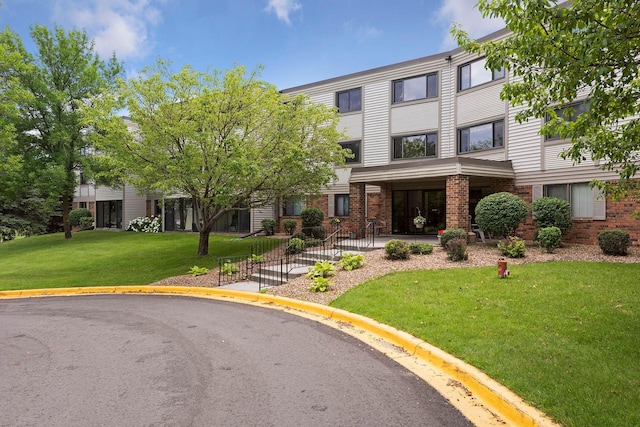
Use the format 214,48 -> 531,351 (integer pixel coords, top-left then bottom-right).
0,286 -> 559,427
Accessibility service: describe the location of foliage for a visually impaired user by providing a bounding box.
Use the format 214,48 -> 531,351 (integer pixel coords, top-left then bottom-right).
188,266 -> 209,277
445,238 -> 468,261
308,276 -> 330,293
306,261 -> 336,279
475,192 -> 529,238
79,217 -> 95,229
261,218 -> 276,235
409,243 -> 434,255
338,252 -> 366,271
304,238 -> 323,248
497,236 -> 526,258
82,62 -> 347,256
439,228 -> 468,248
537,227 -> 562,254
282,219 -> 297,235
127,216 -> 162,233
532,197 -> 572,234
306,226 -> 326,240
452,0 -> 640,206
220,261 -> 239,276
69,208 -> 92,227
384,239 -> 410,260
301,208 -> 324,229
0,25 -> 123,239
413,215 -> 426,226
286,237 -> 306,255
292,232 -> 306,241
248,253 -> 264,263
0,192 -> 50,242
597,229 -> 630,256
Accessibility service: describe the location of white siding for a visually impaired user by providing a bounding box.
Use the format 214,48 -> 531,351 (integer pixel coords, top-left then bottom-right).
462,150 -> 506,161
457,84 -> 504,125
544,143 -> 594,170
123,184 -> 147,227
440,61 -> 456,158
95,186 -> 123,201
507,104 -> 543,173
339,113 -> 363,139
308,93 -> 333,108
363,81 -> 390,166
324,168 -> 351,194
252,207 -> 274,233
390,101 -> 439,134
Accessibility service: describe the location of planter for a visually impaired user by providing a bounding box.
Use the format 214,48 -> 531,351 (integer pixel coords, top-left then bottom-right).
349,231 -> 357,239
415,224 -> 424,229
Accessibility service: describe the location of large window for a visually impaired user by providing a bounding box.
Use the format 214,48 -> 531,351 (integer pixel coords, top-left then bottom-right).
545,183 -> 594,218
340,140 -> 361,164
283,198 -> 304,216
545,101 -> 590,141
392,133 -> 437,160
336,88 -> 362,113
458,120 -> 504,153
459,58 -> 504,91
393,73 -> 437,103
335,194 -> 349,216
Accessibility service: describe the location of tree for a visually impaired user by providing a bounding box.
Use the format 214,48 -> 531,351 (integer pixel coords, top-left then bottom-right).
452,0 -> 640,205
0,25 -> 123,239
84,62 -> 347,256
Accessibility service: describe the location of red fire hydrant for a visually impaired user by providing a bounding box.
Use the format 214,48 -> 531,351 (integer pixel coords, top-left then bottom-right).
498,257 -> 509,278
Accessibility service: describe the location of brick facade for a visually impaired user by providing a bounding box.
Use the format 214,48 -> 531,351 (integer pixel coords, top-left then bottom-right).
446,175 -> 470,231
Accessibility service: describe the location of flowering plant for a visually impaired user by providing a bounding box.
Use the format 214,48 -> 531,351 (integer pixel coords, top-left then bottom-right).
330,218 -> 341,226
438,229 -> 445,235
413,215 -> 426,226
127,216 -> 162,233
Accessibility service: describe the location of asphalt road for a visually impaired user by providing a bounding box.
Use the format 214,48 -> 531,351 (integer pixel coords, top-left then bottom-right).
0,295 -> 473,427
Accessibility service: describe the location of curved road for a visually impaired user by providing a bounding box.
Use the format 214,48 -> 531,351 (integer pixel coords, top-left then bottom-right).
0,295 -> 473,426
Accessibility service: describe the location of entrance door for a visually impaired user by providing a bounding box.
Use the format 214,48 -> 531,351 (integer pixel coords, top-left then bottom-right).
392,190 -> 445,234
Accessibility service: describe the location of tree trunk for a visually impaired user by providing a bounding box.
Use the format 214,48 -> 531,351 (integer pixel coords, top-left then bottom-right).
198,228 -> 210,256
62,193 -> 72,239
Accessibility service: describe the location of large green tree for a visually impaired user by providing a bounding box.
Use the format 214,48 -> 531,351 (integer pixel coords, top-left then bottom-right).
84,62 -> 347,256
452,0 -> 640,203
0,25 -> 123,239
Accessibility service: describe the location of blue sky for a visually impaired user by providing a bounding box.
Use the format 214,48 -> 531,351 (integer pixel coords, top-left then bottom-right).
0,0 -> 503,90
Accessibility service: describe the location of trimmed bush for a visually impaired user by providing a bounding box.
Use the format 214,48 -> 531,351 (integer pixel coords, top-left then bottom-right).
440,228 -> 467,248
475,192 -> 529,238
69,208 -> 92,226
301,208 -> 324,228
261,218 -> 276,235
282,219 -> 297,235
532,197 -> 572,234
497,236 -> 526,258
409,243 -> 434,255
445,237 -> 468,261
598,229 -> 630,256
309,226 -> 326,240
286,237 -> 306,254
537,227 -> 562,253
384,239 -> 410,260
292,231 -> 306,241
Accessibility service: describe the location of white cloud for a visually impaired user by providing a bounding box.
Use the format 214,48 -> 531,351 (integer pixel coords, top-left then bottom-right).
52,0 -> 164,60
356,25 -> 382,43
265,0 -> 301,25
436,0 -> 504,49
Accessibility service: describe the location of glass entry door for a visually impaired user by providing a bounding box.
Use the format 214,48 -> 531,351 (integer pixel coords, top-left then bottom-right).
392,190 -> 445,234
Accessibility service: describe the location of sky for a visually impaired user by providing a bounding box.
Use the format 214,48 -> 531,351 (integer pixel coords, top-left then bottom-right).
0,0 -> 503,90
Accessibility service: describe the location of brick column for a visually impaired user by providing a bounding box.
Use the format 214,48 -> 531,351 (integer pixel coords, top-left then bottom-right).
446,175 -> 470,231
381,184 -> 393,234
349,183 -> 366,236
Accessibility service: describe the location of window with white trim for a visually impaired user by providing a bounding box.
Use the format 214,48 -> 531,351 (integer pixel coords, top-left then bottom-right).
545,183 -> 596,218
336,88 -> 362,113
459,58 -> 504,91
393,73 -> 437,103
340,140 -> 361,164
392,133 -> 437,160
335,194 -> 349,216
458,120 -> 504,153
545,101 -> 590,141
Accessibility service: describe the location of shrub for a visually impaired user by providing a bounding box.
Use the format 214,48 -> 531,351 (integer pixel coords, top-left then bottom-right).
248,254 -> 264,263
304,238 -> 323,248
537,227 -> 562,253
220,261 -> 239,276
598,229 -> 630,256
385,239 -> 410,260
292,232 -> 306,241
409,243 -> 434,255
475,192 -> 529,238
306,261 -> 336,279
261,218 -> 276,235
286,237 -> 306,254
301,208 -> 324,228
79,217 -> 94,229
497,236 -> 526,258
439,228 -> 467,248
308,276 -> 330,292
338,253 -> 365,271
69,208 -> 92,226
532,197 -> 573,234
282,219 -> 297,235
188,266 -> 209,277
308,226 -> 326,240
445,237 -> 468,261
128,216 -> 162,233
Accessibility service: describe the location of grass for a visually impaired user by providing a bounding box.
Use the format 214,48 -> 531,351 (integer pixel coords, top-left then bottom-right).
0,230 -> 275,290
331,262 -> 640,427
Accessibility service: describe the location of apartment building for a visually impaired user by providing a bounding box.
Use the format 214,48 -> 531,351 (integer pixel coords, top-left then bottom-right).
279,28 -> 639,245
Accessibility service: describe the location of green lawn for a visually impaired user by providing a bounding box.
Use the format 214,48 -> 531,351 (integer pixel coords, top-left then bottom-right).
331,262 -> 640,427
0,231 -> 272,290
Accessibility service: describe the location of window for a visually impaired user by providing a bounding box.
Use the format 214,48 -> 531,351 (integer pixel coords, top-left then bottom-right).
392,133 -> 437,160
545,183 -> 594,218
340,140 -> 361,164
459,58 -> 504,91
79,172 -> 88,185
545,101 -> 590,141
79,202 -> 87,209
459,120 -> 504,153
335,194 -> 349,216
336,88 -> 361,113
283,198 -> 304,216
393,73 -> 437,103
